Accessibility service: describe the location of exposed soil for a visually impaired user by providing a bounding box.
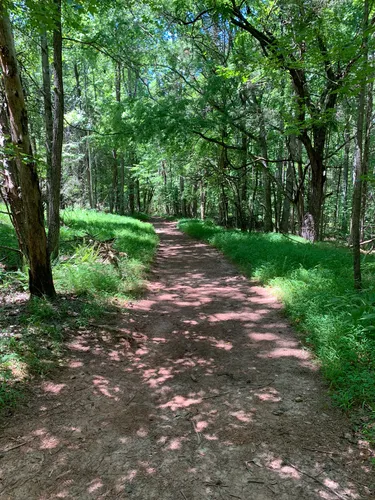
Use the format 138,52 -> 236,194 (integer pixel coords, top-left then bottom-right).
0,219 -> 373,499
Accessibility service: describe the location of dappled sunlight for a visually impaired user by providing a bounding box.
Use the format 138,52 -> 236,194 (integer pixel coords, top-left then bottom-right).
93,375 -> 121,400
260,347 -> 310,360
255,387 -> 281,402
230,410 -> 253,423
87,478 -> 103,493
160,394 -> 203,411
41,382 -> 67,395
0,220 -> 371,499
266,458 -> 301,479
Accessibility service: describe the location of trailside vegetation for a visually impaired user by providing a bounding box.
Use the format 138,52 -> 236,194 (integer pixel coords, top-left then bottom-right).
179,219 -> 375,441
0,207 -> 157,410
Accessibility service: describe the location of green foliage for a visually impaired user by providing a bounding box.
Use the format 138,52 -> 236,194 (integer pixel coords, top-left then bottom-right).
0,208 -> 158,411
57,209 -> 158,298
179,220 -> 375,419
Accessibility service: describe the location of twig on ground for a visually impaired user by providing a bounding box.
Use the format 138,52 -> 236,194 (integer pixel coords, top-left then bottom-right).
286,462 -> 347,500
253,379 -> 275,389
180,490 -> 188,500
191,420 -> 201,444
302,447 -> 339,456
54,469 -> 72,481
202,390 -> 232,400
126,393 -> 136,405
1,439 -> 32,453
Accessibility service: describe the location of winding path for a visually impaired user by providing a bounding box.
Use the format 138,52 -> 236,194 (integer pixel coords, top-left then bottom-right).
0,220 -> 372,499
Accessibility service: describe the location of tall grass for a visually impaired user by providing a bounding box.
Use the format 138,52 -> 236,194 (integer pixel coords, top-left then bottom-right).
0,207 -> 158,411
178,219 -> 375,428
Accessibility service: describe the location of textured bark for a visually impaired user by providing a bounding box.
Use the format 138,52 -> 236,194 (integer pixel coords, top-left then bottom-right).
135,178 -> 141,213
258,112 -> 273,232
341,125 -> 350,234
41,30 -> 53,208
48,0 -> 64,259
110,62 -> 121,214
86,132 -> 95,209
0,6 -> 55,297
119,156 -> 125,215
280,160 -> 293,233
0,98 -> 26,256
200,180 -> 206,220
110,149 -> 118,213
352,0 -> 369,289
360,81 -> 373,239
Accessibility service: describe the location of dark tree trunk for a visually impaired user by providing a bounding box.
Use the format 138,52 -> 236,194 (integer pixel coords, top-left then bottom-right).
0,7 -> 55,297
119,156 -> 125,215
280,160 -> 293,233
48,0 -> 64,259
341,124 -> 350,234
352,0 -> 369,289
40,30 -> 53,210
135,178 -> 141,213
110,149 -> 118,213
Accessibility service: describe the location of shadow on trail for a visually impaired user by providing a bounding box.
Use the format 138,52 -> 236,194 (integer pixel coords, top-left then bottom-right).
0,220 -> 372,499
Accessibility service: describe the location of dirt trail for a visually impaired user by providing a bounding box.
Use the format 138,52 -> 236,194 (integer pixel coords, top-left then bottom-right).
0,220 -> 373,499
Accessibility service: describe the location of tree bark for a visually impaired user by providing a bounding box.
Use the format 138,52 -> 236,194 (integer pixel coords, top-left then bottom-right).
341,123 -> 350,234
0,6 -> 55,297
352,0 -> 369,289
48,0 -> 64,259
40,30 -> 53,210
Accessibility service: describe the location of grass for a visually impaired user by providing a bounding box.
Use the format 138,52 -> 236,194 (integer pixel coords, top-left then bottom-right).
0,207 -> 158,413
178,219 -> 375,441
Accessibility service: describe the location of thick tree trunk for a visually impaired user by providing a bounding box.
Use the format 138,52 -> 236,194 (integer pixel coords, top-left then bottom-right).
0,7 -> 55,297
0,98 -> 26,256
48,0 -> 64,259
361,81 -> 373,239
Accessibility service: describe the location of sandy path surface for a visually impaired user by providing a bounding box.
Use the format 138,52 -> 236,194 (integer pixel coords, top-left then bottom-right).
0,220 -> 373,499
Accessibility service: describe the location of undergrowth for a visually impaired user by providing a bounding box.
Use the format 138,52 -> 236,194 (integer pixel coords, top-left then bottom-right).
0,207 -> 158,412
179,219 -> 375,442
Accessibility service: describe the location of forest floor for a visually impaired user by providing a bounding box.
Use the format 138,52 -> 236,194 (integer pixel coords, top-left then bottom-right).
0,219 -> 373,500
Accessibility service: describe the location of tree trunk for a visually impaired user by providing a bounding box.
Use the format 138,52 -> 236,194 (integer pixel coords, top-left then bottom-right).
257,96 -> 273,232
119,156 -> 125,215
352,0 -> 369,289
40,30 -> 53,214
86,132 -> 95,208
361,80 -> 373,240
0,6 -> 55,297
110,149 -> 118,213
341,123 -> 350,234
280,159 -> 293,233
200,180 -> 206,220
48,0 -> 64,259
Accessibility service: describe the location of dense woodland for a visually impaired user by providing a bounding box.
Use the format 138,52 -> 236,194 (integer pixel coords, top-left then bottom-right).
0,0 -> 374,295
